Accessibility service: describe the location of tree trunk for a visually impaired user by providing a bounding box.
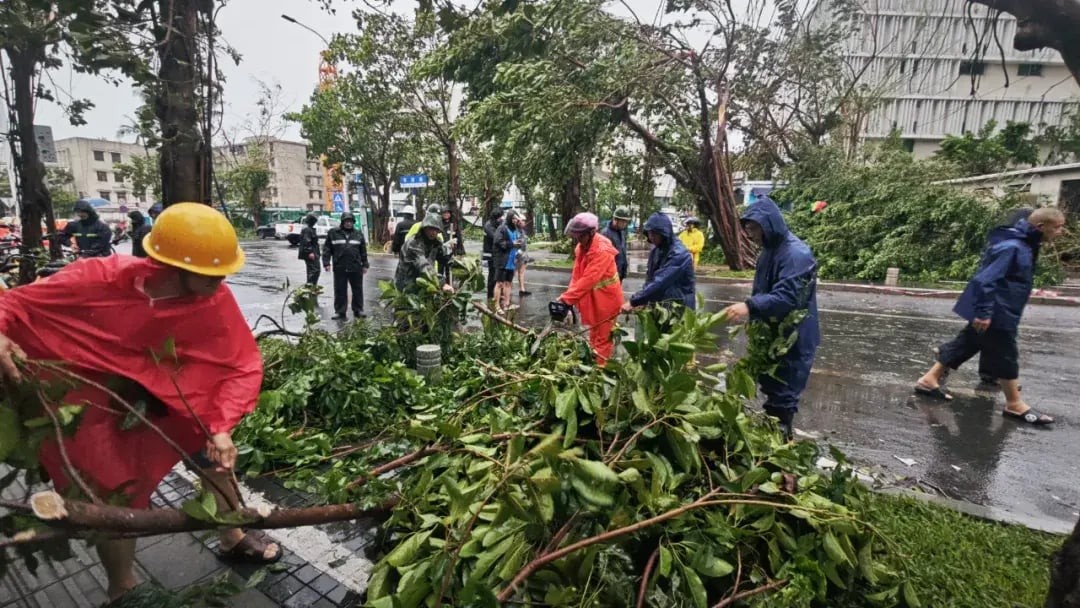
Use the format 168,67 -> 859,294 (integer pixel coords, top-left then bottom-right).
373,181 -> 392,245
155,0 -> 209,207
558,163 -> 582,233
967,0 -> 1080,84
447,139 -> 464,254
1047,514 -> 1080,608
6,48 -> 60,284
523,188 -> 536,237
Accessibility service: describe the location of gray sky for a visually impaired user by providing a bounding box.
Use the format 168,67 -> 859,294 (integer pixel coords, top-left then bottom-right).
35,0 -> 759,144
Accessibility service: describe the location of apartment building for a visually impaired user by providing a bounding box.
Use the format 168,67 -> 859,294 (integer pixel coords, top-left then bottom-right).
54,137 -> 152,204
819,0 -> 1080,157
215,137 -> 326,210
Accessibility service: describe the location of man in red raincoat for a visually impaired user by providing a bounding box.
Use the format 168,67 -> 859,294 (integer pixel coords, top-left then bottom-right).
558,212 -> 623,365
0,203 -> 273,602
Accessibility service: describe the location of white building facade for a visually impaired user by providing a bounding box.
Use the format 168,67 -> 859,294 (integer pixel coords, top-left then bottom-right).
831,0 -> 1080,157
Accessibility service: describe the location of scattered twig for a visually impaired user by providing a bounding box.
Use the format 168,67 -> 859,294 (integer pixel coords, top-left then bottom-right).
36,387 -> 102,504
345,445 -> 447,490
711,579 -> 788,607
472,301 -> 530,334
636,546 -> 660,608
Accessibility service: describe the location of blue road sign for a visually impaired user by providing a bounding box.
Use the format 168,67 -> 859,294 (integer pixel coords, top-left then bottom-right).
353,173 -> 363,184
332,191 -> 345,212
399,174 -> 429,189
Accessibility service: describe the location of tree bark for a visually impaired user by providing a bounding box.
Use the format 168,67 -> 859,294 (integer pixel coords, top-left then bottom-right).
373,180 -> 392,245
447,139 -> 464,254
559,163 -> 582,233
6,48 -> 60,283
28,490 -> 397,537
155,0 -> 210,207
968,0 -> 1080,85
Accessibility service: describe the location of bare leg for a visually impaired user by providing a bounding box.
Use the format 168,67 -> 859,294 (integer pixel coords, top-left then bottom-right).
205,468 -> 279,560
97,538 -> 137,600
917,362 -> 950,389
517,266 -> 527,292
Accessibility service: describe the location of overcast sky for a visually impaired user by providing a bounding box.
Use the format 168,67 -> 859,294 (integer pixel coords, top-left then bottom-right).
34,0 -> 763,144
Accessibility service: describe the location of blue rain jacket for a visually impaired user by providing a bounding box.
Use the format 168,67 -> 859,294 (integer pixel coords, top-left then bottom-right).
629,213 -> 696,309
953,219 -> 1041,332
741,198 -> 820,410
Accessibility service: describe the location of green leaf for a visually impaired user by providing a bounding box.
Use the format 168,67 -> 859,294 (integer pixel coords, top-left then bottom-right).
0,408 -> 22,461
573,459 -> 620,485
902,581 -> 922,608
696,556 -> 734,578
658,546 -> 672,577
554,388 -> 577,420
680,562 -> 707,608
386,529 -> 433,568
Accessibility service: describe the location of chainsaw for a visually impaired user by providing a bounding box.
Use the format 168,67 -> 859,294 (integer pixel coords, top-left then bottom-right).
529,300 -> 578,355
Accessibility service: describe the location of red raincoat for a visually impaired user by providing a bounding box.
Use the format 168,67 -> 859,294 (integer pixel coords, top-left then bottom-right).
559,234 -> 623,365
0,256 -> 262,507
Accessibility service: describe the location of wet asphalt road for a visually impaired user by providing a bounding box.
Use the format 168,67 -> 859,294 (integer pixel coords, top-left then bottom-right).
223,239 -> 1080,532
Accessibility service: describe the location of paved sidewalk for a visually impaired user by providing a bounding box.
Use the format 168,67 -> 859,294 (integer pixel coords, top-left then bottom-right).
0,470 -> 372,607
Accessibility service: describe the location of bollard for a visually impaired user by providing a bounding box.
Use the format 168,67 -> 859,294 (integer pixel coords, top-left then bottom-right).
885,267 -> 900,287
415,344 -> 442,383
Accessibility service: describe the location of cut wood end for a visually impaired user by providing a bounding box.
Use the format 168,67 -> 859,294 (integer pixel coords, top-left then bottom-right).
256,504 -> 272,518
30,491 -> 68,521
12,530 -> 38,542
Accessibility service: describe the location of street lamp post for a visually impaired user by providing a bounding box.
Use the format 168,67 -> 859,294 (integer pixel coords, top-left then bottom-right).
281,14 -> 342,214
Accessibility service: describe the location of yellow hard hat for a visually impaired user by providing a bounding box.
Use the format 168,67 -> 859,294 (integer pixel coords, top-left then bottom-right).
143,202 -> 245,276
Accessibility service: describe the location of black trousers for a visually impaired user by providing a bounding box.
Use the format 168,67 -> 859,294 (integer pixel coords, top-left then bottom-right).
485,257 -> 497,300
304,257 -> 321,286
937,324 -> 1020,381
333,270 -> 364,315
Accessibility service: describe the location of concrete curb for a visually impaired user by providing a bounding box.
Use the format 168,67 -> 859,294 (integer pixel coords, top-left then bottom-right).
523,263 -> 1080,308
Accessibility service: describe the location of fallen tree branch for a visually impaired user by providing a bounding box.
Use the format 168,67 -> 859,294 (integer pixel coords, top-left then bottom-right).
345,445 -> 447,490
636,546 -> 660,608
25,490 -> 398,536
471,301 -> 530,334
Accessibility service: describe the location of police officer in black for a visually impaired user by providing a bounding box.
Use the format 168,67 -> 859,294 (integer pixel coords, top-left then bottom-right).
62,199 -> 113,257
322,212 -> 369,319
298,213 -> 320,286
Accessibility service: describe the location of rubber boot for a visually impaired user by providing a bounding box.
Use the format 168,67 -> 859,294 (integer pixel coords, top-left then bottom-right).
764,406 -> 795,442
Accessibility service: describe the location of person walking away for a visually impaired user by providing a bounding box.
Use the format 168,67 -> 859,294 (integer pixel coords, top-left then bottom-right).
679,217 -> 705,268
976,206 -> 1033,386
493,210 -> 525,312
483,209 -> 505,300
622,212 -> 695,313
516,225 -> 532,296
0,203 -> 275,603
601,207 -> 631,281
558,213 -> 623,365
62,199 -> 113,257
391,205 -> 417,257
914,207 -> 1066,426
722,197 -> 819,441
395,212 -> 454,294
322,212 -> 369,319
298,213 -> 321,286
126,210 -> 151,258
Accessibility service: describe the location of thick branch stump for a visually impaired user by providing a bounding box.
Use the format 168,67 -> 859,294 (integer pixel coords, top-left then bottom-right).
29,491 -> 396,536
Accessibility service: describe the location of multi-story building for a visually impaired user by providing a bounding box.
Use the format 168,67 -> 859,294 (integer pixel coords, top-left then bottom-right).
54,137 -> 153,204
823,0 -> 1080,157
215,137 -> 326,211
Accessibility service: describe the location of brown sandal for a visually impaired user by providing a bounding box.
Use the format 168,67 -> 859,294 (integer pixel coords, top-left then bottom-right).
217,530 -> 283,564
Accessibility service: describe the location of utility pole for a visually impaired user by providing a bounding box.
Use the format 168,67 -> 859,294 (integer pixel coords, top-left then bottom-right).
281,14 -> 342,214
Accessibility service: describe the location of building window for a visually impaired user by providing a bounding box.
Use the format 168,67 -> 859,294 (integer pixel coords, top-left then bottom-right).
1018,63 -> 1043,77
958,61 -> 985,76
96,171 -> 108,182
98,191 -> 111,201
111,152 -> 122,163
93,150 -> 105,162
309,190 -> 320,200
117,192 -> 128,203
902,139 -> 915,153
114,172 -> 124,183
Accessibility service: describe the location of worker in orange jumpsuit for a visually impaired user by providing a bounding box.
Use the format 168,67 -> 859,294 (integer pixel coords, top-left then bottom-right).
0,203 -> 271,603
557,212 -> 623,365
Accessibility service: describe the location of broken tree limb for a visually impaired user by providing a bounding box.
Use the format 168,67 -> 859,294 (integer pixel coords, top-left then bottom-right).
471,301 -> 531,334
26,490 -> 397,536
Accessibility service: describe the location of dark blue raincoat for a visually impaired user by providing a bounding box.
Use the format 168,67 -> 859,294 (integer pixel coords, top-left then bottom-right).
629,213 -> 696,309
741,198 -> 820,411
953,219 -> 1041,332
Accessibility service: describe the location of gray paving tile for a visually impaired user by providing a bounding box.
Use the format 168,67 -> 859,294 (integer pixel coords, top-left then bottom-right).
228,587 -> 281,608
135,534 -> 224,590
282,585 -> 321,608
